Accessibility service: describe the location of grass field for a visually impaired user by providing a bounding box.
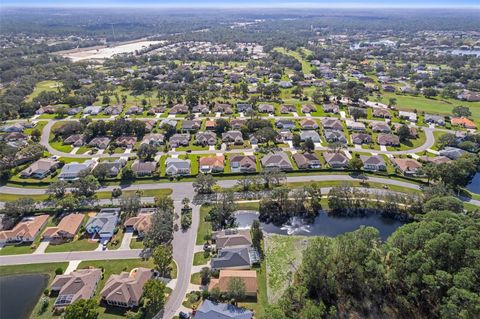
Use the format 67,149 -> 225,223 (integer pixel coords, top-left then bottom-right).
373,92 -> 480,124
26,80 -> 62,102
197,204 -> 213,245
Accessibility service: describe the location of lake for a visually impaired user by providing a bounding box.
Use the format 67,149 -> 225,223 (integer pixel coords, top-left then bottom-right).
235,210 -> 406,240
0,274 -> 49,319
466,172 -> 480,194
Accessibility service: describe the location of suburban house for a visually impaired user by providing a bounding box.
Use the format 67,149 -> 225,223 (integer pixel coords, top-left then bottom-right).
300,130 -> 321,143
258,103 -> 274,113
323,152 -> 349,168
169,134 -> 190,148
360,155 -> 387,171
125,106 -> 142,115
324,129 -> 347,143
439,147 -> 468,160
371,122 -> 391,133
372,108 -> 391,118
3,132 -> 27,142
141,133 -> 165,146
58,160 -> 96,180
20,158 -> 60,179
300,119 -> 318,130
377,133 -> 400,146
165,158 -> 191,176
100,267 -> 154,308
169,104 -> 188,114
280,104 -> 296,113
301,104 -> 316,113
103,105 -> 123,115
424,114 -> 445,126
278,130 -> 293,142
451,117 -> 477,129
211,247 -> 252,270
393,158 -> 422,176
0,214 -> 49,244
345,120 -> 366,131
214,103 -> 233,114
348,107 -> 367,118
222,130 -> 244,145
230,155 -> 257,173
351,133 -> 372,144
457,90 -> 480,102
64,134 -> 85,147
42,213 -> 84,242
124,210 -> 154,237
160,118 -> 177,128
322,104 -> 340,113
261,152 -> 293,171
213,229 -> 252,250
230,119 -> 246,130
276,119 -> 295,130
143,119 -> 157,132
50,268 -> 102,309
192,104 -> 210,114
199,156 -> 225,173
195,300 -> 253,319
196,131 -> 217,146
85,208 -> 120,242
94,159 -> 126,177
132,160 -> 157,176
115,136 -> 137,148
236,103 -> 253,113
88,137 -> 111,149
1,123 -> 25,133
321,118 -> 343,130
209,270 -> 258,297
419,155 -> 451,165
205,119 -> 216,130
293,153 -> 321,169
398,111 -> 417,122
182,120 -> 201,131
83,106 -> 103,115
148,106 -> 165,115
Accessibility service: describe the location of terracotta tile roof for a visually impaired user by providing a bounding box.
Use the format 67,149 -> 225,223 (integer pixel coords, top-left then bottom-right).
43,214 -> 84,239
0,215 -> 49,242
209,270 -> 258,295
451,117 -> 476,129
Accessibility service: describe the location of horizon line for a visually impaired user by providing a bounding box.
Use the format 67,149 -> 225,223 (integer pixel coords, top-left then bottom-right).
2,4 -> 480,9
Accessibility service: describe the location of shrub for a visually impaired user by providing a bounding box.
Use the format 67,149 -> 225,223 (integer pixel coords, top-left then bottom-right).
55,268 -> 63,275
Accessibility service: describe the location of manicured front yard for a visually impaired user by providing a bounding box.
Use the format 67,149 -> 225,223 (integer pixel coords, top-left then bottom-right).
196,204 -> 213,245
193,251 -> 211,266
45,238 -> 98,253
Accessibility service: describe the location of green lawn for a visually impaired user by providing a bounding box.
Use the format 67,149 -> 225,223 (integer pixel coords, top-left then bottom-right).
50,141 -> 73,153
0,193 -> 49,202
193,251 -> 211,266
373,92 -> 480,124
190,272 -> 202,285
45,238 -> 98,253
196,204 -> 213,245
0,242 -> 36,255
26,80 -> 62,102
130,238 -> 145,249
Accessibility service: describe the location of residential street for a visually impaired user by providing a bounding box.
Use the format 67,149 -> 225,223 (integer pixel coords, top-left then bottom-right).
0,248 -> 142,266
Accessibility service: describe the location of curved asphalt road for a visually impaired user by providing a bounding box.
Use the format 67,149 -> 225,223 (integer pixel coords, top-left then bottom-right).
40,117 -> 436,159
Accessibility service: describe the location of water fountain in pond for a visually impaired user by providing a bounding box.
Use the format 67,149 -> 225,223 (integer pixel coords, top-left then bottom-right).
280,216 -> 311,235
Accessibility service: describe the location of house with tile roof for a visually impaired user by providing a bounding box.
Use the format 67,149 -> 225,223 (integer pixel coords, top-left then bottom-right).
42,213 -> 84,242
100,267 -> 153,308
0,215 -> 49,244
209,270 -> 258,297
50,268 -> 102,309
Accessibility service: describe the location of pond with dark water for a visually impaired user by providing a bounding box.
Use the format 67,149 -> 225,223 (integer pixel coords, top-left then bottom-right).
466,172 -> 480,194
0,274 -> 49,319
235,210 -> 406,241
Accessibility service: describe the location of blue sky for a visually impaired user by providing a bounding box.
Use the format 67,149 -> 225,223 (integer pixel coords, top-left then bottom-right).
2,0 -> 479,8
